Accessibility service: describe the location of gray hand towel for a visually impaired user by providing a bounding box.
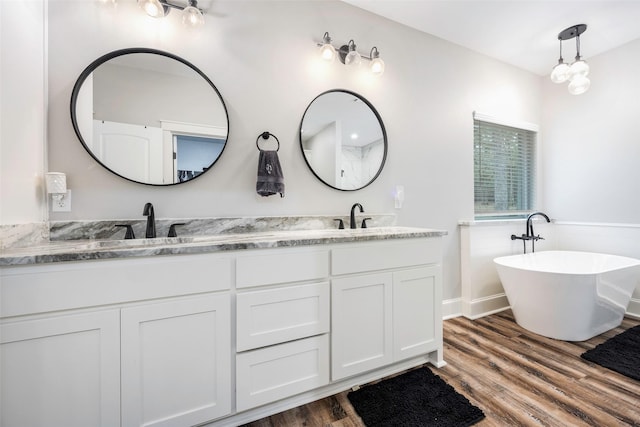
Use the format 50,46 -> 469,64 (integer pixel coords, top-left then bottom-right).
257,150 -> 284,197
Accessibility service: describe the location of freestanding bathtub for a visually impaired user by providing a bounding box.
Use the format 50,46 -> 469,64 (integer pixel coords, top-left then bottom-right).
494,251 -> 640,341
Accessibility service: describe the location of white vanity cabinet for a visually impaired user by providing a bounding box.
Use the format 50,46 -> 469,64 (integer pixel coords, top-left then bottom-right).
234,248 -> 331,412
0,254 -> 232,427
331,239 -> 444,381
0,231 -> 445,427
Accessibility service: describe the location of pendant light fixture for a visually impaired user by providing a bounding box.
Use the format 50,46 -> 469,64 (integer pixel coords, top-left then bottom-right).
138,0 -> 205,28
316,32 -> 385,76
550,24 -> 590,95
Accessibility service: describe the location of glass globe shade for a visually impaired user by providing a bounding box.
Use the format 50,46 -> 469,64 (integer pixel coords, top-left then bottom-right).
569,59 -> 589,79
319,44 -> 337,62
568,75 -> 590,95
345,51 -> 361,66
550,62 -> 570,83
182,6 -> 204,27
370,57 -> 385,76
138,0 -> 164,17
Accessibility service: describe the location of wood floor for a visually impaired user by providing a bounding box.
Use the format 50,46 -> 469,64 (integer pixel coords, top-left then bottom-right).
243,310 -> 640,427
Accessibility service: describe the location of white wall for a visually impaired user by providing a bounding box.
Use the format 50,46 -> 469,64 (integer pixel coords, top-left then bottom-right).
540,38 -> 640,317
459,39 -> 640,320
3,0 -> 542,304
541,38 -> 640,223
0,0 -> 46,224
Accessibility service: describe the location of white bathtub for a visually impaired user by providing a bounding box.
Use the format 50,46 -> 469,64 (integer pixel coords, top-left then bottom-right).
494,251 -> 640,341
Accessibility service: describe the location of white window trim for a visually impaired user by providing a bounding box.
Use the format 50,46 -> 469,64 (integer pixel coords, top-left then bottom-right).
472,111 -> 539,133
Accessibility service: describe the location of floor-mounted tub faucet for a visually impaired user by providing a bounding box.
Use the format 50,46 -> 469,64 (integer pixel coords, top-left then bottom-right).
143,202 -> 156,238
350,203 -> 364,229
511,211 -> 551,253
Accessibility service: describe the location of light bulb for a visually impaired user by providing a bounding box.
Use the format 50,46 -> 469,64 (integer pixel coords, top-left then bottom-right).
319,33 -> 336,62
182,5 -> 204,27
550,62 -> 570,83
344,40 -> 361,66
370,57 -> 385,75
138,0 -> 165,18
345,49 -> 361,66
345,51 -> 361,66
568,75 -> 590,95
320,44 -> 336,62
570,59 -> 589,79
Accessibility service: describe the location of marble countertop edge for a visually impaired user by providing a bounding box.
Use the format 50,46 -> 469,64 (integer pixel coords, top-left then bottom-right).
0,227 -> 447,266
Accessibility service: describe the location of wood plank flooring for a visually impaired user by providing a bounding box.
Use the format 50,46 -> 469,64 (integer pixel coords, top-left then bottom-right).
243,311 -> 640,427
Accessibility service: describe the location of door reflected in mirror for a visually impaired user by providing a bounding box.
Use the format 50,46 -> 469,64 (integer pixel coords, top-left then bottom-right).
300,90 -> 387,191
71,48 -> 229,185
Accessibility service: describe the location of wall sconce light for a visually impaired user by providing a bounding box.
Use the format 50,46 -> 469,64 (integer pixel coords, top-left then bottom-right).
550,24 -> 590,95
45,172 -> 71,211
138,0 -> 205,28
317,32 -> 386,76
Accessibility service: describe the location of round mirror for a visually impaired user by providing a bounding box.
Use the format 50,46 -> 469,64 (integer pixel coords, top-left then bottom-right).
71,48 -> 229,185
299,89 -> 387,191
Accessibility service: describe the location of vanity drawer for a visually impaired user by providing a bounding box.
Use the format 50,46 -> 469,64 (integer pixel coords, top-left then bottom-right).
236,282 -> 329,351
236,334 -> 329,411
236,248 -> 329,288
331,238 -> 441,276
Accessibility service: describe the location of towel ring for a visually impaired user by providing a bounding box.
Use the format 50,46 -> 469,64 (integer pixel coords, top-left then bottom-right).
256,131 -> 280,152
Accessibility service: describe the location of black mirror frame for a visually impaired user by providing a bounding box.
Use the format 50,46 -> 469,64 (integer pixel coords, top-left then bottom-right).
70,47 -> 230,186
299,89 -> 388,191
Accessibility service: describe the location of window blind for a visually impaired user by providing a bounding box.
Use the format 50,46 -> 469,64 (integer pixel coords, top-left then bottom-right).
474,119 -> 536,216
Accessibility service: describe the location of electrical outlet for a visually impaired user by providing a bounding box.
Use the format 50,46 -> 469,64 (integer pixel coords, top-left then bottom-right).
52,190 -> 72,212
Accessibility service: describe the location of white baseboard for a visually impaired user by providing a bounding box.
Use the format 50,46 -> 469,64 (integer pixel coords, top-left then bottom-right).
462,293 -> 510,320
442,298 -> 462,319
626,298 -> 640,318
452,294 -> 639,321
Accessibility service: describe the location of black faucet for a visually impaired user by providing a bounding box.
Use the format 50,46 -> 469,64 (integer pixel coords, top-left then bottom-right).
511,211 -> 550,253
350,203 -> 364,229
526,211 -> 550,240
143,202 -> 156,238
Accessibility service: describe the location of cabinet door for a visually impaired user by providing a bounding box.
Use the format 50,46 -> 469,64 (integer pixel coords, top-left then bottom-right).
121,294 -> 231,427
331,273 -> 393,381
1,310 -> 120,427
393,266 -> 441,361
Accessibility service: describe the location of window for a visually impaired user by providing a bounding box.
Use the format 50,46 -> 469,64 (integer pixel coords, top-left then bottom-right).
473,113 -> 538,218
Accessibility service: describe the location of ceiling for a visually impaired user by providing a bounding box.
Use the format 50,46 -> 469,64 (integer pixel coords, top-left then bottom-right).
341,0 -> 640,76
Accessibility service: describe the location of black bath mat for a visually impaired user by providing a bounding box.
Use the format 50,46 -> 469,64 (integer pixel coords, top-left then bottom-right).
581,325 -> 640,381
347,367 -> 485,427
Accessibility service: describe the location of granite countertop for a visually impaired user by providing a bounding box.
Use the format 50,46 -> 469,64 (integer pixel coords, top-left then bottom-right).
0,226 -> 447,266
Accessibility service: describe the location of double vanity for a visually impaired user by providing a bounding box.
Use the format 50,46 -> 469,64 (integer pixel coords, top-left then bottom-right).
0,42 -> 443,427
0,221 -> 446,427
